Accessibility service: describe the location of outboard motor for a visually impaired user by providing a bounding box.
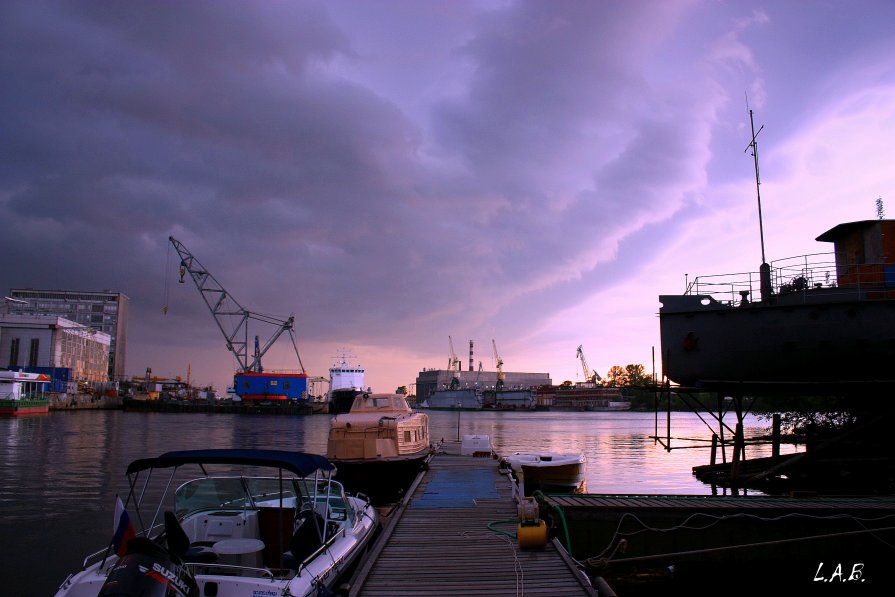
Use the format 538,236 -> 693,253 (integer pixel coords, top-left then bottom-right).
98,537 -> 198,597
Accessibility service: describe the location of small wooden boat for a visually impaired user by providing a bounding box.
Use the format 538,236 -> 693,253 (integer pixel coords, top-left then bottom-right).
55,449 -> 377,597
502,451 -> 587,495
328,392 -> 432,504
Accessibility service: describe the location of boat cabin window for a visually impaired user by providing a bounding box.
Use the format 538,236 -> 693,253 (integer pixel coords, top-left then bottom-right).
356,396 -> 394,409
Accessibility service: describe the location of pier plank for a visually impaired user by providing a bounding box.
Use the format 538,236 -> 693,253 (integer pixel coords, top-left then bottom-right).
349,451 -> 596,597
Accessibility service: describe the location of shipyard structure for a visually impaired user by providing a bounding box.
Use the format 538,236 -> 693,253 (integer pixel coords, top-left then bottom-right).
414,369 -> 552,404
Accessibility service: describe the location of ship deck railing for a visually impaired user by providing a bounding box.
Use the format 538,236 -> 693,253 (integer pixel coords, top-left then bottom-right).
685,251 -> 894,306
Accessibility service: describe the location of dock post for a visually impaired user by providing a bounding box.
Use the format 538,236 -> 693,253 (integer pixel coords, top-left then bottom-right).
732,422 -> 743,480
717,394 -> 726,464
772,413 -> 781,458
710,433 -> 718,466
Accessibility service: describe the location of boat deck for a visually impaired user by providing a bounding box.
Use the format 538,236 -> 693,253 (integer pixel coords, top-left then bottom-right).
347,444 -> 596,596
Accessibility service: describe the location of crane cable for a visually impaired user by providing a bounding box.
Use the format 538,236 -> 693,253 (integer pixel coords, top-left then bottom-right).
288,328 -> 306,374
163,241 -> 172,315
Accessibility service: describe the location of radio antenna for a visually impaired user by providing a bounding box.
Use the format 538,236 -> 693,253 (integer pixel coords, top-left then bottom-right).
744,101 -> 766,264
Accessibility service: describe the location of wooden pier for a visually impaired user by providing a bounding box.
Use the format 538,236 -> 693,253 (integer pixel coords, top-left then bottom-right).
347,445 -> 597,596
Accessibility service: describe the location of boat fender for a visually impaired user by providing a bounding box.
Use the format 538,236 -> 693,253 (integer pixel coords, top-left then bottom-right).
517,520 -> 548,549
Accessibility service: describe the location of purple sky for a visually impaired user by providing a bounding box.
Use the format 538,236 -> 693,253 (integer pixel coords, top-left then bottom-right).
3,1 -> 894,393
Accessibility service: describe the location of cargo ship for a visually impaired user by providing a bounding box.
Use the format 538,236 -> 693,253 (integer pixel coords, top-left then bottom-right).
327,350 -> 367,414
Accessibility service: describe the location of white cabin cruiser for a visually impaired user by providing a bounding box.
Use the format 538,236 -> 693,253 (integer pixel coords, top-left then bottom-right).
55,449 -> 378,597
502,452 -> 587,496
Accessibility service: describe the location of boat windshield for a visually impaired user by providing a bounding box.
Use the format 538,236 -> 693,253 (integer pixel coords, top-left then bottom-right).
295,478 -> 354,525
174,476 -> 299,517
173,475 -> 353,523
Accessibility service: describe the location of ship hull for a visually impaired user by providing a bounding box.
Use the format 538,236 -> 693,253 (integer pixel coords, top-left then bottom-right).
422,389 -> 482,410
659,292 -> 895,387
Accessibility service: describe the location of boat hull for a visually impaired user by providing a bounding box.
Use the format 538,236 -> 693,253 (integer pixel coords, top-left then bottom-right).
332,451 -> 430,505
504,453 -> 586,496
659,292 -> 895,387
328,388 -> 362,414
482,389 -> 535,410
0,399 -> 49,416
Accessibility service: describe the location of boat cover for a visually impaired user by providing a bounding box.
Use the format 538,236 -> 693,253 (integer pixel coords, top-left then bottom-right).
126,449 -> 334,476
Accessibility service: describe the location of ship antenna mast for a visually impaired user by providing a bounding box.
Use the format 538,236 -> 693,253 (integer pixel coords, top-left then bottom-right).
745,98 -> 772,299
745,105 -> 766,263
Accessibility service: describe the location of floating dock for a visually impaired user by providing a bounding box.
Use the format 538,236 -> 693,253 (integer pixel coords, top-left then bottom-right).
543,493 -> 895,593
347,444 -> 597,596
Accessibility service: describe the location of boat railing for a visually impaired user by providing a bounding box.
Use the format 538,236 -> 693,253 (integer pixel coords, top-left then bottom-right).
186,562 -> 275,578
686,251 -> 892,305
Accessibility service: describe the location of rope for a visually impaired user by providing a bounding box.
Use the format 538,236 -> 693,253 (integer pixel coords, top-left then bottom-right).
461,530 -> 523,597
585,510 -> 895,568
591,524 -> 895,566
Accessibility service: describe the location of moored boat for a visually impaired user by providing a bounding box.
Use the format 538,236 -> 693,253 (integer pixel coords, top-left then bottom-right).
659,219 -> 895,389
0,370 -> 50,416
501,452 -> 587,496
482,388 -> 536,410
55,449 -> 378,597
327,392 -> 432,504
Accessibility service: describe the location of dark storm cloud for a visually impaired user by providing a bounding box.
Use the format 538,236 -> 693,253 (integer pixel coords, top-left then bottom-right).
0,0 -> 736,383
0,1 -> 422,339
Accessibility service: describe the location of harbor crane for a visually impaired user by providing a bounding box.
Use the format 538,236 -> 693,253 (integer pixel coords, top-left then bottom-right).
447,336 -> 461,372
168,236 -> 305,376
447,336 -> 462,389
492,339 -> 505,390
576,344 -> 601,385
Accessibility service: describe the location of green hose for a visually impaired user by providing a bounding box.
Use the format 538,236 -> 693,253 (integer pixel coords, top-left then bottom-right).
531,490 -> 573,554
487,518 -> 519,539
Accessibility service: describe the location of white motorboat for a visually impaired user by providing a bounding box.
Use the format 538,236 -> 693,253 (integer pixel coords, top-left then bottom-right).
55,449 -> 378,597
502,451 -> 587,496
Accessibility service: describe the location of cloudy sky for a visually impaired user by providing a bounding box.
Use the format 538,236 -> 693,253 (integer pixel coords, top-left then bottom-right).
2,0 -> 894,394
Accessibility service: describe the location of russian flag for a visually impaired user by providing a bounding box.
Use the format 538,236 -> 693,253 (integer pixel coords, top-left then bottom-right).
112,496 -> 136,557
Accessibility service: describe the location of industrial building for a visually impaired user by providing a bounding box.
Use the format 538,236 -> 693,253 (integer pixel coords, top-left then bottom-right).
0,313 -> 111,386
6,289 -> 128,380
414,369 -> 552,404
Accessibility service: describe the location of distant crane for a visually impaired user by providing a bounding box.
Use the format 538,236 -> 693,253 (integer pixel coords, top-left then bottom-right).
447,336 -> 462,372
576,345 -> 601,385
168,237 -> 307,401
492,339 -> 505,390
447,336 -> 462,389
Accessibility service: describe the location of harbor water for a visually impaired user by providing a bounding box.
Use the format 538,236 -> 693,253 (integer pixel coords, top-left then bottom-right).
0,409 -> 796,596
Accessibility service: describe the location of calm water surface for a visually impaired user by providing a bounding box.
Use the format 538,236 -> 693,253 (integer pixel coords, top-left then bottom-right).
0,409 -> 797,596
